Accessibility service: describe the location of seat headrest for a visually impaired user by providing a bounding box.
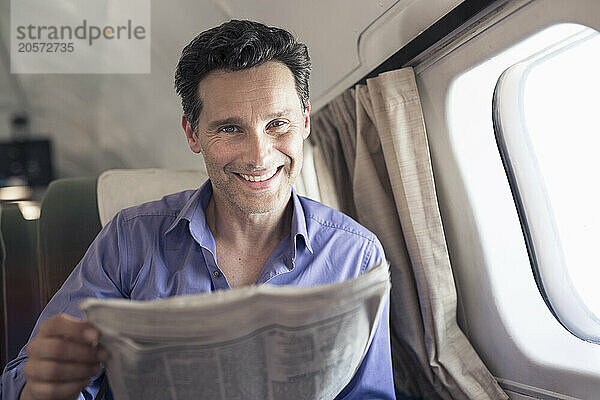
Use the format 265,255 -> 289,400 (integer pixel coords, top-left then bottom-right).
97,169 -> 209,226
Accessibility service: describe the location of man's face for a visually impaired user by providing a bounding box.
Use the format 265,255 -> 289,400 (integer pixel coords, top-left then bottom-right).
183,61 -> 310,215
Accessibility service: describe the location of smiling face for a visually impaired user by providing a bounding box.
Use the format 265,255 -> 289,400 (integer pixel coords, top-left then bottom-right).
182,61 -> 310,216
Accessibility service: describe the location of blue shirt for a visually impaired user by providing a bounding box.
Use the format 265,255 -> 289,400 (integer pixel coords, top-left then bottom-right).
2,180 -> 395,399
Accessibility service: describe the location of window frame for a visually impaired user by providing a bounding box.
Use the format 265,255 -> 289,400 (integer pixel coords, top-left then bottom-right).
492,25 -> 600,343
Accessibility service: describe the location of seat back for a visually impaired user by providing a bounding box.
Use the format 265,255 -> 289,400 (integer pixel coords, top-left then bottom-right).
97,169 -> 209,226
37,170 -> 209,311
0,203 -> 40,365
37,178 -> 102,308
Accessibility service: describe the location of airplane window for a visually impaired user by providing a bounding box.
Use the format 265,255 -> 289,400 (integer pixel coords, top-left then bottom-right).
493,23 -> 600,343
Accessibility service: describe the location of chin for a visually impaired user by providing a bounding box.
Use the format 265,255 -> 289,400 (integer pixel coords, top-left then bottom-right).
234,190 -> 291,215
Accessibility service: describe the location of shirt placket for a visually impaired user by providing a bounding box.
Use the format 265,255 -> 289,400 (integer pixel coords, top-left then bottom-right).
200,247 -> 229,289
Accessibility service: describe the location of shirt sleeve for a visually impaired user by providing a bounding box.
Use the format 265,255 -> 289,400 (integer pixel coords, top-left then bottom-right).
1,213 -> 128,400
335,237 -> 396,400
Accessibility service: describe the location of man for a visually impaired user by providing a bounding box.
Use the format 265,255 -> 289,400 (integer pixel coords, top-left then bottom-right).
1,20 -> 395,399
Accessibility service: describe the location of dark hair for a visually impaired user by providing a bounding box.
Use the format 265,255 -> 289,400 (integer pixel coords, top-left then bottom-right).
174,20 -> 311,133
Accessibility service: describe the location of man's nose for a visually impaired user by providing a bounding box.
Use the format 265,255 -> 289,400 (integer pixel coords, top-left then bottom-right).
243,131 -> 272,169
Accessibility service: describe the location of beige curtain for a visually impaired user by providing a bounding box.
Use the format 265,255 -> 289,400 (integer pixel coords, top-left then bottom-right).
310,68 -> 507,400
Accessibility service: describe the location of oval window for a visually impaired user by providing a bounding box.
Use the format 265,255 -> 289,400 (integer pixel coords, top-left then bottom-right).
493,23 -> 600,343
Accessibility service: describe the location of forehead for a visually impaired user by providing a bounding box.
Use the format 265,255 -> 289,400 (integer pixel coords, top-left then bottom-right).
197,61 -> 302,120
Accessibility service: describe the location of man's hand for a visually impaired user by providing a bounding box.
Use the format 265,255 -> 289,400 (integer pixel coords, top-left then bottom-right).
20,314 -> 108,400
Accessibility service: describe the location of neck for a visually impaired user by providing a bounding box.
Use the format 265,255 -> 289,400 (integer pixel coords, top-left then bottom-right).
206,192 -> 293,252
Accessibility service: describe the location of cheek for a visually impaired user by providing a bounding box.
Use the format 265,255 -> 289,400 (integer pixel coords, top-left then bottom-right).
200,147 -> 231,173
278,132 -> 304,156
277,135 -> 304,173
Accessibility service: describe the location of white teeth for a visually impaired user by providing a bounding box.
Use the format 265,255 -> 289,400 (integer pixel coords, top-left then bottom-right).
239,168 -> 278,182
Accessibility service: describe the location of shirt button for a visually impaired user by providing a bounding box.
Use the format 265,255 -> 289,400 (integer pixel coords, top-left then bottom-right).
212,270 -> 221,278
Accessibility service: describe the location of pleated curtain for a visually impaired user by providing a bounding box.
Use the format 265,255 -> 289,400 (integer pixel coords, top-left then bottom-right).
310,68 -> 508,400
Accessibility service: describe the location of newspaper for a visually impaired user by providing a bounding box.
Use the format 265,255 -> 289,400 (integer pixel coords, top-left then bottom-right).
80,263 -> 390,400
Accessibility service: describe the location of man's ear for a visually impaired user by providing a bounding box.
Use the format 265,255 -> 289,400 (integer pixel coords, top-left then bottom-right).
182,115 -> 202,154
302,101 -> 311,140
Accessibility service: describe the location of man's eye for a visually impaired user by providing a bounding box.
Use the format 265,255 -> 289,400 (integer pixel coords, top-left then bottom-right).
270,120 -> 287,129
219,126 -> 238,133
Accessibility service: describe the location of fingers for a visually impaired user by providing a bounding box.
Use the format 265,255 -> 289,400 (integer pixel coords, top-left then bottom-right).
37,314 -> 99,344
27,337 -> 102,363
22,313 -> 108,400
24,360 -> 101,382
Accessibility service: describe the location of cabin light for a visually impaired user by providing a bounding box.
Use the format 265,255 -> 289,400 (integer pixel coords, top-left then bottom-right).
0,185 -> 33,201
16,200 -> 41,220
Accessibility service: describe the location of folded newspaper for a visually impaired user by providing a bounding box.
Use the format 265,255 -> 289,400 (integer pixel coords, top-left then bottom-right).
80,263 -> 390,400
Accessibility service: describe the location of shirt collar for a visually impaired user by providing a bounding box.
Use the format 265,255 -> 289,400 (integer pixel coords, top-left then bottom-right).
165,180 -> 215,252
290,187 -> 313,254
165,181 -> 313,256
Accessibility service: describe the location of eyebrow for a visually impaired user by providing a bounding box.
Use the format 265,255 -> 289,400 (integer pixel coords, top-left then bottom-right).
265,109 -> 295,119
206,109 -> 297,131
